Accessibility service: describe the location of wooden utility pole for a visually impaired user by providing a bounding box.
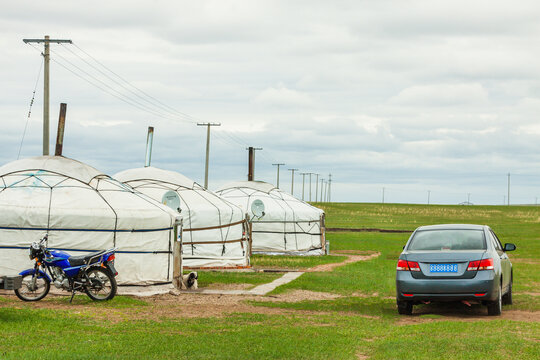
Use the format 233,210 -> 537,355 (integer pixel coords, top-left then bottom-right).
23,36 -> 72,155
327,174 -> 332,202
288,168 -> 298,195
197,123 -> 220,189
315,174 -> 319,202
54,103 -> 67,156
272,163 -> 285,188
310,173 -> 315,201
507,173 -> 510,206
246,147 -> 262,181
300,173 -> 307,200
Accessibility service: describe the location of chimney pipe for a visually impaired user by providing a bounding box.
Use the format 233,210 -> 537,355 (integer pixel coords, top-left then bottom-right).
248,146 -> 254,181
55,103 -> 67,156
145,126 -> 154,167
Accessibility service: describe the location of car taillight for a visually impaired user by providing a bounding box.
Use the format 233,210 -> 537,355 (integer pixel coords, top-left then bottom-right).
397,260 -> 421,272
407,261 -> 420,272
397,259 -> 409,271
467,258 -> 494,271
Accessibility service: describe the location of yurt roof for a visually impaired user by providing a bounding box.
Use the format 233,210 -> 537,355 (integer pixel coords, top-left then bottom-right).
115,166 -> 199,189
216,181 -> 277,194
0,156 -> 103,184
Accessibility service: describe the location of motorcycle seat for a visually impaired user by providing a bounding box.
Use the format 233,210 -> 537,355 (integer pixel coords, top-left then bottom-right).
68,250 -> 108,267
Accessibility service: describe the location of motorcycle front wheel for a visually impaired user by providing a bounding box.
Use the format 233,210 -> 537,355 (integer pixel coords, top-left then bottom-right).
14,273 -> 50,301
84,267 -> 117,301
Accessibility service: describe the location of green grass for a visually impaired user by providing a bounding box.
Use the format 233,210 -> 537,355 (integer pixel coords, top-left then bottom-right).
0,306 -> 538,359
1,202 -> 539,359
47,294 -> 148,307
195,270 -> 281,288
271,232 -> 407,297
251,254 -> 345,269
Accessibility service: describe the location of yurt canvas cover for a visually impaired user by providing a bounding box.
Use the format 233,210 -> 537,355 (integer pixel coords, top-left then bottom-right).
215,181 -> 326,255
0,156 -> 181,285
114,167 -> 249,268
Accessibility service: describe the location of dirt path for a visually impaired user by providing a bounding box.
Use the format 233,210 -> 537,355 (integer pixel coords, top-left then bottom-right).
397,305 -> 540,324
0,292 -> 346,323
306,251 -> 380,272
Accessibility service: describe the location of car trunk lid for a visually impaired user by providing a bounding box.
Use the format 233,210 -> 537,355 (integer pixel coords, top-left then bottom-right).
404,250 -> 487,279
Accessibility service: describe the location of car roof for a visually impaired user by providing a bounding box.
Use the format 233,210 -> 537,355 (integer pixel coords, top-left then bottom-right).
415,224 -> 487,231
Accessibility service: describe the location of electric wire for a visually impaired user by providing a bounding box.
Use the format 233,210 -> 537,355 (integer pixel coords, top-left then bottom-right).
24,42 -> 310,183
27,43 -> 187,123
49,46 -> 191,123
18,57 -> 44,159
62,43 -> 197,123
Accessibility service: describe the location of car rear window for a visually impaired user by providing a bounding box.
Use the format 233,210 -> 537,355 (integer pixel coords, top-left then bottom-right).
407,229 -> 486,251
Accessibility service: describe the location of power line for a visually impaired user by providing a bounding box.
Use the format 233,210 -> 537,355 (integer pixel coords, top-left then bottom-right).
18,57 -> 44,159
71,43 -> 198,121
27,43 -> 186,124
62,43 -> 197,123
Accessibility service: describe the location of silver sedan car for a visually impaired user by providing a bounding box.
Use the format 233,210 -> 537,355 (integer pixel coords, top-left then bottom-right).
396,224 -> 516,316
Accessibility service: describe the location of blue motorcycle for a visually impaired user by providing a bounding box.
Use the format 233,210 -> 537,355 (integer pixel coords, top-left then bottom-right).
14,234 -> 118,302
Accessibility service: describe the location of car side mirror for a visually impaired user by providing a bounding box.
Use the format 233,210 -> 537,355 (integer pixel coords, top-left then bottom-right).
503,243 -> 516,252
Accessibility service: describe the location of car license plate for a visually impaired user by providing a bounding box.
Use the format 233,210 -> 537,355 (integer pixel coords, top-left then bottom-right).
430,263 -> 458,273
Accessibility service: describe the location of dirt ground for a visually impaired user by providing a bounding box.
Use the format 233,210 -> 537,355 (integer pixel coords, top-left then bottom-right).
307,251 -> 380,272
2,252 -> 538,324
1,290 -> 538,325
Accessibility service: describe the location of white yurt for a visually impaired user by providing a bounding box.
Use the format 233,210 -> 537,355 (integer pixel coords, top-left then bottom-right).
0,156 -> 181,285
215,181 -> 326,255
114,167 -> 249,268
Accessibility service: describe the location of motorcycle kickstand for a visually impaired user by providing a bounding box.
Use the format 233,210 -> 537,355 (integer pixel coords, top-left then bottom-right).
69,290 -> 76,303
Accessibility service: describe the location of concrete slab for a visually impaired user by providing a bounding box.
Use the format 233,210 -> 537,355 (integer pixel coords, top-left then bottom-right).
118,284 -> 174,297
248,271 -> 304,295
182,271 -> 304,296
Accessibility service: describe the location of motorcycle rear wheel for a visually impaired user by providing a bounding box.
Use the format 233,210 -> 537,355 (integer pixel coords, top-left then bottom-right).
14,273 -> 50,301
84,267 -> 117,301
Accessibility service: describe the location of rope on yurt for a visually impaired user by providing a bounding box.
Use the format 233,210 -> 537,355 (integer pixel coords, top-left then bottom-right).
93,177 -> 119,246
275,189 -> 299,251
173,184 -> 195,255
191,188 -> 226,255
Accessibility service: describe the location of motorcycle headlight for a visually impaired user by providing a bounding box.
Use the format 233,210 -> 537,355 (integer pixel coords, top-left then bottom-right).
29,242 -> 39,259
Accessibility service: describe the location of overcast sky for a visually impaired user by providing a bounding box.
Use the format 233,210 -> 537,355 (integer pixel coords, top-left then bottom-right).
1,0 -> 540,204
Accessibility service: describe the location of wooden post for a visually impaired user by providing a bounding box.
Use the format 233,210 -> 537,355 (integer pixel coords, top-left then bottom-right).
55,103 -> 67,156
320,213 -> 326,252
248,214 -> 253,256
244,215 -> 251,265
172,218 -> 183,289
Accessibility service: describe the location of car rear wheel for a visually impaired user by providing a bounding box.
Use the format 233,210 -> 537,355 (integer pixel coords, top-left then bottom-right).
397,300 -> 413,315
502,277 -> 512,305
487,284 -> 502,316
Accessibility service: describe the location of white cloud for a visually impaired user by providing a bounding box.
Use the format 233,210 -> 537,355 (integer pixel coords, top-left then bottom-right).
253,85 -> 313,108
79,120 -> 132,128
2,1 -> 540,204
390,83 -> 489,106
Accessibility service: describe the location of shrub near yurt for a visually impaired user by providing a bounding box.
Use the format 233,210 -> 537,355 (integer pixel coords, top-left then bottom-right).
114,167 -> 249,268
0,156 -> 181,285
215,181 -> 326,255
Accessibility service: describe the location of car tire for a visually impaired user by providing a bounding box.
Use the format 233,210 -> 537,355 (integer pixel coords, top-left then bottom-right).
502,277 -> 513,305
487,283 -> 502,316
397,300 -> 413,315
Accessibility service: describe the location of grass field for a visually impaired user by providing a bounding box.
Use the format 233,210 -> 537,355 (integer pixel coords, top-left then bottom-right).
1,203 -> 538,359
